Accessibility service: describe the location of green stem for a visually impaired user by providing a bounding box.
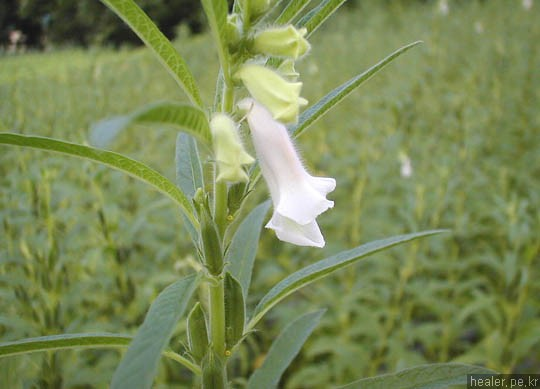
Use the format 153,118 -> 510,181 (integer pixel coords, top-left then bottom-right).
214,180 -> 228,235
202,278 -> 228,387
242,0 -> 251,34
209,278 -> 226,358
222,81 -> 235,113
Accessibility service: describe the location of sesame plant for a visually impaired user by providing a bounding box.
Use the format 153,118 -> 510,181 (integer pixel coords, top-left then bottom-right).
0,0 -> 496,387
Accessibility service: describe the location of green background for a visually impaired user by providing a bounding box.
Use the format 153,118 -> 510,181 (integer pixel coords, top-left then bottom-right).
1,1 -> 539,387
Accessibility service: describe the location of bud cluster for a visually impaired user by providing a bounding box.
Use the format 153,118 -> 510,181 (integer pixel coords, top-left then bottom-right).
206,0 -> 335,248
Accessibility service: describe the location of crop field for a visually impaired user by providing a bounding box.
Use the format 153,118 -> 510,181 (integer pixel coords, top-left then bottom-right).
0,1 -> 539,387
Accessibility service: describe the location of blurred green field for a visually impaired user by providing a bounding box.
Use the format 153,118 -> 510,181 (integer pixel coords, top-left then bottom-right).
1,1 -> 539,387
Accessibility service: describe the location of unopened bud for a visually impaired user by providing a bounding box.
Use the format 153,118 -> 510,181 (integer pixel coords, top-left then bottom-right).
236,64 -> 308,124
251,0 -> 272,17
226,14 -> 241,48
210,114 -> 254,183
253,25 -> 310,59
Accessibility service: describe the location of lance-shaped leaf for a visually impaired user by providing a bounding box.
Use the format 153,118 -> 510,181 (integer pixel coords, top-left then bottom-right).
224,273 -> 245,350
201,0 -> 230,79
297,0 -> 347,37
0,333 -> 199,375
0,133 -> 198,229
175,132 -> 204,245
292,41 -> 422,138
248,230 -> 446,329
175,132 -> 204,199
226,201 -> 271,296
100,0 -> 202,106
337,363 -> 497,389
0,333 -> 132,357
275,0 -> 312,25
247,310 -> 324,389
111,274 -> 199,389
90,102 -> 211,148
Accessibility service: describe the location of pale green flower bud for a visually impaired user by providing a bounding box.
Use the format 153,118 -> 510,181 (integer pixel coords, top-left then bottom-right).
236,64 -> 308,123
251,0 -> 272,17
253,26 -> 310,59
210,113 -> 254,183
226,14 -> 241,48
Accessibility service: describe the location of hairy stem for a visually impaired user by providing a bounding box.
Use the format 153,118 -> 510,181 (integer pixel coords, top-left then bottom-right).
209,279 -> 226,357
214,180 -> 228,235
205,277 -> 227,388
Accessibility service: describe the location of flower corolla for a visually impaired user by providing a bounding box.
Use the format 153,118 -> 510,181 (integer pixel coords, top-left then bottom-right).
238,98 -> 335,247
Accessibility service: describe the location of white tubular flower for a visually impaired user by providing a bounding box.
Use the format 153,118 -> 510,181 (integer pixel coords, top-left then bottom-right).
238,98 -> 335,247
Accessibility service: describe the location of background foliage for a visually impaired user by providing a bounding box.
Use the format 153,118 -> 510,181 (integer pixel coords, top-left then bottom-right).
1,0 -> 205,47
0,0 -> 539,387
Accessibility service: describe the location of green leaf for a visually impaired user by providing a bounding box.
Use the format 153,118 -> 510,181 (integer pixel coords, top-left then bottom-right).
201,0 -> 230,78
0,333 -> 131,357
0,133 -> 198,229
292,41 -> 422,138
175,132 -> 204,199
247,310 -> 325,389
175,132 -> 204,245
111,274 -> 199,389
337,363 -> 497,389
89,116 -> 131,148
275,0 -> 312,25
99,0 -> 202,106
91,102 -> 211,148
226,201 -> 271,296
248,230 -> 446,329
0,333 -> 200,375
297,0 -> 347,37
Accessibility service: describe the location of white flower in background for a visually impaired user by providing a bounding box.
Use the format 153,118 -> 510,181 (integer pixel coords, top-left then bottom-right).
399,152 -> 413,178
523,0 -> 533,10
238,98 -> 335,247
474,21 -> 484,34
438,0 -> 449,15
